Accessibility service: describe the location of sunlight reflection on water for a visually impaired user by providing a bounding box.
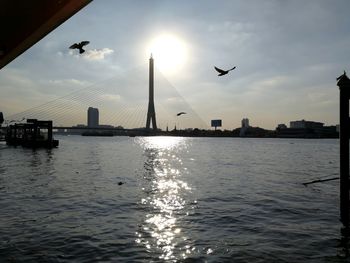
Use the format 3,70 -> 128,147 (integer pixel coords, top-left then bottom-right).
135,136 -> 194,261
0,137 -> 343,262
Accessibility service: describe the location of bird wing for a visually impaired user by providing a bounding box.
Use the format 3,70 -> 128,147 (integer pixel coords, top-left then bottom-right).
214,66 -> 226,74
80,41 -> 90,46
69,43 -> 78,49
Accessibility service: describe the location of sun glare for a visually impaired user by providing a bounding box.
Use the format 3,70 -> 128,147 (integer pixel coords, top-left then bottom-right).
146,34 -> 188,75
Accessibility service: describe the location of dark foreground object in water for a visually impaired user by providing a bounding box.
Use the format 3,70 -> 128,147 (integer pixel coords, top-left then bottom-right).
337,71 -> 350,227
303,177 -> 339,186
6,119 -> 58,148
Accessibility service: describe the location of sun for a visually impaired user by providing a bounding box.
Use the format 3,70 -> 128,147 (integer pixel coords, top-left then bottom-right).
146,34 -> 188,75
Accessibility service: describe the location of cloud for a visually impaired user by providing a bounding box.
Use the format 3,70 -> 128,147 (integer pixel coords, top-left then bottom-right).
47,78 -> 90,87
83,48 -> 114,60
99,94 -> 121,102
0,69 -> 58,115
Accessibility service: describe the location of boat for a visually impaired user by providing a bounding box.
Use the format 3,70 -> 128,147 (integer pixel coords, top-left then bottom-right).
81,131 -> 114,136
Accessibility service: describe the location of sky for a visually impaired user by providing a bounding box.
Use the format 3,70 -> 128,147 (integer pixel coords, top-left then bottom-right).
1,0 -> 350,130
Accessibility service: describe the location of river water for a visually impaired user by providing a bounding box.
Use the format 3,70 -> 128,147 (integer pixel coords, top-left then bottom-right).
0,136 -> 347,262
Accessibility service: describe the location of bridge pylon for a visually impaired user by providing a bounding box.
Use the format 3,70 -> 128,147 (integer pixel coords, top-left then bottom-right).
146,54 -> 157,130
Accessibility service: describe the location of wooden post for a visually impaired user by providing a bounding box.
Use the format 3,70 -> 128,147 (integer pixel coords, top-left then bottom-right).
337,71 -> 350,227
33,120 -> 38,143
48,121 -> 53,144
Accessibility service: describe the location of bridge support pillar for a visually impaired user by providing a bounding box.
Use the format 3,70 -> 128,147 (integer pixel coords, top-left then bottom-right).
146,55 -> 157,131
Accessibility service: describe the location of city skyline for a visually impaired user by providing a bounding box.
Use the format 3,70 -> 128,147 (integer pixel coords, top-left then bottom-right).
0,0 -> 350,129
69,110 -> 334,132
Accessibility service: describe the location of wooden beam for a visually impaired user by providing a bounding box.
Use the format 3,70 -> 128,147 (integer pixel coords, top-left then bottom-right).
0,0 -> 92,69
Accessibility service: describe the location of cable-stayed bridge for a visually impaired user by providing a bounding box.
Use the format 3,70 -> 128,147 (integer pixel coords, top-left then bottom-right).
5,59 -> 208,132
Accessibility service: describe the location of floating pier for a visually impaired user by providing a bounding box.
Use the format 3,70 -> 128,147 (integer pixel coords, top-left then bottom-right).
6,119 -> 58,148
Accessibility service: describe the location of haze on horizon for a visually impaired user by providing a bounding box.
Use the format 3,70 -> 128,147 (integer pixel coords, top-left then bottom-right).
0,0 -> 349,130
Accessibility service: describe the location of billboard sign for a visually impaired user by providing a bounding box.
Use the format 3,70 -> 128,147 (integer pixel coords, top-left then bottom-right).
211,119 -> 222,127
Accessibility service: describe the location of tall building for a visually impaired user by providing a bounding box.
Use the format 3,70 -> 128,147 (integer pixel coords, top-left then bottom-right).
241,118 -> 250,128
240,118 -> 250,137
87,107 -> 99,127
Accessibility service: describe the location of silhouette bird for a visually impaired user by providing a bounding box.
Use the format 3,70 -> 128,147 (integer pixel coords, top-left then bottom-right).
69,41 -> 90,54
214,66 -> 236,76
118,182 -> 124,185
177,112 -> 186,116
337,70 -> 347,81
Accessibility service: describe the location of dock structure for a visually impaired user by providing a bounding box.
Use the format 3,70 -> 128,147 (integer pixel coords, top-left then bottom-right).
6,119 -> 58,148
337,71 -> 350,228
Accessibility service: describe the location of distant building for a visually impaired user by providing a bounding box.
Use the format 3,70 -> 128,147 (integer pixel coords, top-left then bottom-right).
276,119 -> 337,138
240,118 -> 250,137
277,124 -> 287,129
241,118 -> 250,128
290,119 -> 324,129
87,107 -> 99,128
0,112 -> 3,124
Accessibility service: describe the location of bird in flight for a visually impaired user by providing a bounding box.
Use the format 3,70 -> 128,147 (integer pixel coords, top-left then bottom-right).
214,66 -> 236,76
176,112 -> 186,116
69,41 -> 90,54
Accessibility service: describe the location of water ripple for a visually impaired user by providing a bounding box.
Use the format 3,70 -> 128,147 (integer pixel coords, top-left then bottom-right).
0,137 -> 345,262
